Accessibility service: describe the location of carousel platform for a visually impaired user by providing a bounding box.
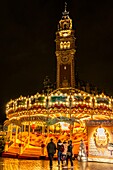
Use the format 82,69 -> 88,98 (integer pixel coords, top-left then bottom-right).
2,143 -> 57,160
2,151 -> 57,160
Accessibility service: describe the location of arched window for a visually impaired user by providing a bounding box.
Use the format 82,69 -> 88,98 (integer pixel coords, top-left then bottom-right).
60,42 -> 63,49
64,42 -> 67,49
64,24 -> 67,30
67,41 -> 70,49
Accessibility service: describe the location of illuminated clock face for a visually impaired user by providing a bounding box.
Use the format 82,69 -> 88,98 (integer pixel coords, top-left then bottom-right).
61,56 -> 69,62
59,30 -> 71,37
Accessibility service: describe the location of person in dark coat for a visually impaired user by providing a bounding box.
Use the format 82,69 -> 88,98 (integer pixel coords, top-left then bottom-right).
47,138 -> 56,168
66,140 -> 73,167
57,139 -> 63,166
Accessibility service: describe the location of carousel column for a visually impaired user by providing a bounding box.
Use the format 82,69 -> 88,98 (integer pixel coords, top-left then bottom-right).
7,125 -> 10,139
8,124 -> 10,132
9,124 -> 12,141
24,124 -> 26,132
47,126 -> 49,136
21,125 -> 23,133
42,125 -> 45,134
20,125 -> 23,143
27,96 -> 30,146
28,119 -> 30,146
5,124 -> 12,152
4,125 -> 10,152
110,97 -> 113,119
15,126 -> 18,144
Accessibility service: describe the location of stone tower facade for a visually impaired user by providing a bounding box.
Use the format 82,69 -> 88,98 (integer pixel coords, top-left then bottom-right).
56,3 -> 76,89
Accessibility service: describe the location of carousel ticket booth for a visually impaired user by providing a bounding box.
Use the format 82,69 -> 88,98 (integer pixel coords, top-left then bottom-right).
87,120 -> 113,163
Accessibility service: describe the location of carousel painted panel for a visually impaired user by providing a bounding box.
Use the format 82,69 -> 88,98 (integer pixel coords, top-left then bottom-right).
87,119 -> 113,163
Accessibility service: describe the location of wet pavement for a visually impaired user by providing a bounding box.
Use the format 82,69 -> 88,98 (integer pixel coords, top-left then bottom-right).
0,158 -> 113,170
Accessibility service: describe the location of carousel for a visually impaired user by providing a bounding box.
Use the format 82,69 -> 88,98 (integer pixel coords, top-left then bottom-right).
3,3 -> 113,158
4,88 -> 113,156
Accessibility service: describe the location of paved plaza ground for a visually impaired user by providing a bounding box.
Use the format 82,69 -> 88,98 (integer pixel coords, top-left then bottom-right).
0,158 -> 113,170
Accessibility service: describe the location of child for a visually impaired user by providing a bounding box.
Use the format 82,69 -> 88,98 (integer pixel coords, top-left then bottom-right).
62,140 -> 68,166
57,139 -> 63,166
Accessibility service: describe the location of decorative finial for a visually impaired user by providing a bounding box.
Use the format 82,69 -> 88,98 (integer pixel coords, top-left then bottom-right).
62,2 -> 69,17
64,2 -> 67,12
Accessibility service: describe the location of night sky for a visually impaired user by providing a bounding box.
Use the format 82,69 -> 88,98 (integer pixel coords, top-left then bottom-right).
0,0 -> 113,123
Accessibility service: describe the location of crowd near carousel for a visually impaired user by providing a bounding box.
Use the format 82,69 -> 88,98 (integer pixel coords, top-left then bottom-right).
2,3 -> 113,161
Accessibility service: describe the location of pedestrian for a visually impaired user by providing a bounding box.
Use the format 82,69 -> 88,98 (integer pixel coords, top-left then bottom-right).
66,140 -> 73,168
61,140 -> 68,166
57,139 -> 64,166
41,141 -> 45,156
47,138 -> 56,168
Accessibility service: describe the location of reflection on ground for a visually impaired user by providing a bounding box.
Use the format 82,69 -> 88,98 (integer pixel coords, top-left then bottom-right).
0,158 -> 113,170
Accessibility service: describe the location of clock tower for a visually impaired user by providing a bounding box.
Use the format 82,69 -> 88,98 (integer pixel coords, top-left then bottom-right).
56,3 -> 76,89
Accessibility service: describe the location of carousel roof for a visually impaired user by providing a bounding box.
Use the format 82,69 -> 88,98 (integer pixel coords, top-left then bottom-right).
49,87 -> 89,96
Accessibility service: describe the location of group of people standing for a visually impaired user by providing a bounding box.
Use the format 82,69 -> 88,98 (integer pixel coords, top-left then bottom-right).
47,138 -> 74,168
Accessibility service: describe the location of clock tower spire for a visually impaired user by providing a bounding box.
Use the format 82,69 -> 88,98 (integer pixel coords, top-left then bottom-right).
55,2 -> 76,89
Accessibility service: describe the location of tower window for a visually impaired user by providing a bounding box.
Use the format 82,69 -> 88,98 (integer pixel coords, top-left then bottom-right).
60,42 -> 63,49
64,42 -> 67,49
64,24 -> 67,30
60,41 -> 70,50
67,41 -> 70,48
